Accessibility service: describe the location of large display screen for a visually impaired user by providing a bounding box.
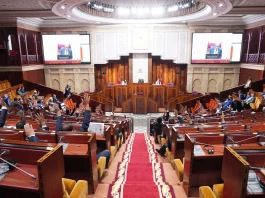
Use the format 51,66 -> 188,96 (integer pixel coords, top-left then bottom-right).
42,34 -> 90,64
191,33 -> 243,64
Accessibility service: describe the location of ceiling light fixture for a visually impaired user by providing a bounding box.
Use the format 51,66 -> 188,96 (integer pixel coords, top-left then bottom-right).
67,15 -> 71,17
218,3 -> 223,7
61,5 -> 65,9
118,7 -> 130,15
151,7 -> 164,15
213,12 -> 217,16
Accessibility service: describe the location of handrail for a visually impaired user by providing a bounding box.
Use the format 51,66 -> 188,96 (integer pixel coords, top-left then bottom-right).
219,78 -> 265,101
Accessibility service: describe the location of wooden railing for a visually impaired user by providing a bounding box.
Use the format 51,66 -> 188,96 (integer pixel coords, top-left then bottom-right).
166,93 -> 202,111
219,78 -> 265,101
176,93 -> 219,111
23,81 -> 107,112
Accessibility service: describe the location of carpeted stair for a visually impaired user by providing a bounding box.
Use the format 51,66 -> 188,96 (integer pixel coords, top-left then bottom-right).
107,133 -> 176,198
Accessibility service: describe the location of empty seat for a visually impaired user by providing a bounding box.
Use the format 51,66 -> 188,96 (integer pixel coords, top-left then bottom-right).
62,178 -> 88,198
199,186 -> 217,198
174,159 -> 184,181
213,183 -> 224,198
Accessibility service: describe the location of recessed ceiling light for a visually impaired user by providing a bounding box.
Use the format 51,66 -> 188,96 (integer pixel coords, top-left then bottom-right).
61,5 -> 65,9
213,13 -> 217,16
218,3 -> 223,7
67,15 -> 71,18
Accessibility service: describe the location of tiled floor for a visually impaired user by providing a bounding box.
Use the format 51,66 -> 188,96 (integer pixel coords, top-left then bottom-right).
106,112 -> 164,133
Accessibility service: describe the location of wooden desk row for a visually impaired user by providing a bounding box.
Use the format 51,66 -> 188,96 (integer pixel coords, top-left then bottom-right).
180,133 -> 265,197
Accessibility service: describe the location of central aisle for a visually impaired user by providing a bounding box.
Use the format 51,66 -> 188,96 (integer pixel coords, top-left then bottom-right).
108,133 -> 175,198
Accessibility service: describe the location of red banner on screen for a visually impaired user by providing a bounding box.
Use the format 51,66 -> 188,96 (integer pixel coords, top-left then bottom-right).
192,59 -> 230,64
45,60 -> 81,64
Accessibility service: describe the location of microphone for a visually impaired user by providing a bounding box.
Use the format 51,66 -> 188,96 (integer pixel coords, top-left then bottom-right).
0,157 -> 36,179
227,136 -> 236,146
59,136 -> 64,143
0,149 -> 10,157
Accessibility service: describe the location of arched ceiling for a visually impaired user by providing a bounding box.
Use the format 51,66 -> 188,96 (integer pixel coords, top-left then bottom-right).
0,0 -> 264,27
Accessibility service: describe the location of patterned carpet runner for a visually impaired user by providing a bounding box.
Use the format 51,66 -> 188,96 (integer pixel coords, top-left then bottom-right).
108,133 -> 175,198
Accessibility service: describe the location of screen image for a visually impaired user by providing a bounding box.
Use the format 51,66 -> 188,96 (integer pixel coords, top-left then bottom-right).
191,33 -> 243,64
42,34 -> 90,64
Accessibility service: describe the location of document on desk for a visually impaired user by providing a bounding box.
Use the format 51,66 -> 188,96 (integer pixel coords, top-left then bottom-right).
87,122 -> 104,135
59,143 -> 69,153
193,145 -> 205,156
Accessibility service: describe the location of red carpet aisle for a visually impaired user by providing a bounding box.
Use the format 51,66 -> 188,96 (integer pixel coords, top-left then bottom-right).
108,133 -> 175,198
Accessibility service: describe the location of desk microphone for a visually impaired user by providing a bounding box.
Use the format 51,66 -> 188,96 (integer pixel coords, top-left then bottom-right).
227,137 -> 236,146
0,150 -> 36,179
59,136 -> 64,143
0,149 -> 10,157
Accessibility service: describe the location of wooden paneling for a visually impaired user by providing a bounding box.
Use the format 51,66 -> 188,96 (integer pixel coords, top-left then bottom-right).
0,71 -> 23,85
239,68 -> 264,85
242,25 -> 265,64
152,57 -> 187,89
23,69 -> 45,85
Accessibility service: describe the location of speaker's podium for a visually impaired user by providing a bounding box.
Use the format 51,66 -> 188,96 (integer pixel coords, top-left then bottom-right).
0,140 -> 64,198
133,94 -> 147,114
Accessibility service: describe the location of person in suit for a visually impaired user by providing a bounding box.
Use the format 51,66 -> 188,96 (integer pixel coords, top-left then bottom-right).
55,94 -> 91,132
65,85 -> 71,98
155,118 -> 175,156
60,45 -> 73,59
0,99 -> 8,127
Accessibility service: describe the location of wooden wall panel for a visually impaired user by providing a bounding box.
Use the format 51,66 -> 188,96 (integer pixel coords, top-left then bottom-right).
94,56 -> 129,92
23,69 -> 45,85
239,68 -> 263,85
152,57 -> 187,89
242,25 -> 265,64
0,71 -> 23,85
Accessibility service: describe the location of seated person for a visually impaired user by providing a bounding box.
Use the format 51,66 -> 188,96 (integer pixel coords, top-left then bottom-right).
32,90 -> 40,100
52,94 -> 61,105
95,103 -> 103,116
55,94 -> 91,132
27,98 -> 34,111
24,122 -> 110,167
0,99 -> 8,127
10,98 -> 23,110
238,90 -> 245,100
221,95 -> 233,111
156,118 -> 175,156
231,95 -> 243,112
3,93 -> 11,106
17,87 -> 27,97
243,93 -> 255,109
191,100 -> 203,114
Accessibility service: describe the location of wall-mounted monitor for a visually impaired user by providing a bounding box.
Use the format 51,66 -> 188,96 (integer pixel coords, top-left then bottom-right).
42,34 -> 90,64
191,33 -> 243,64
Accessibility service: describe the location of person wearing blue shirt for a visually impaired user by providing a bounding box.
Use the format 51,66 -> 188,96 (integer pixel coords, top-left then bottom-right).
3,93 -> 11,106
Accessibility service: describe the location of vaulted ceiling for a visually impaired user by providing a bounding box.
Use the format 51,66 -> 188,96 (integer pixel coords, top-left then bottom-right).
0,0 -> 264,28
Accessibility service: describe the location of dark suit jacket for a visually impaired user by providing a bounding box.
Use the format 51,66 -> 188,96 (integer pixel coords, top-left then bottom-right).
29,136 -> 39,142
0,109 -> 8,127
56,110 -> 91,132
53,97 -> 60,104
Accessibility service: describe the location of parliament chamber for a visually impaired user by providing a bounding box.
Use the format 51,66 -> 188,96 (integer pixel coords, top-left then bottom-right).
1,0 -> 265,198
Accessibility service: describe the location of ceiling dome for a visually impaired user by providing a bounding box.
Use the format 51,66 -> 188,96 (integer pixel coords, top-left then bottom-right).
52,0 -> 233,24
